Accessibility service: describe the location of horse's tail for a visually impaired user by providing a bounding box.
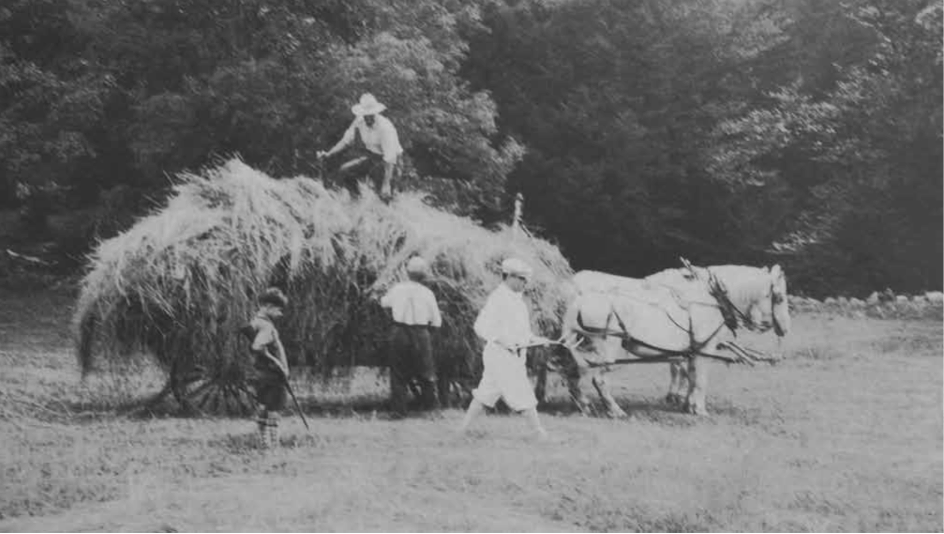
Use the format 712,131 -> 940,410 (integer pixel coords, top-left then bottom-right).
562,297 -> 600,340
576,309 -> 589,333
567,296 -> 599,336
572,300 -> 622,338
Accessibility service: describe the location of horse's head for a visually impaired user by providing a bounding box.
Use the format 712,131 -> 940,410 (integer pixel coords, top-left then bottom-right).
768,264 -> 790,337
709,264 -> 790,337
738,264 -> 790,336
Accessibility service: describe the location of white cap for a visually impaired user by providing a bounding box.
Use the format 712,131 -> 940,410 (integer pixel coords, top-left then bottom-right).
501,258 -> 532,279
406,256 -> 429,276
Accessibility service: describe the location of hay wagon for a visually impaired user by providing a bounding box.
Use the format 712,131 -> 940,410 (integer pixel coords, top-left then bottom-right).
74,160 -> 573,416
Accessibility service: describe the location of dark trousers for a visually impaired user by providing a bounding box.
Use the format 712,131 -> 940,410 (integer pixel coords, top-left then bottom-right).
388,324 -> 438,415
338,149 -> 400,198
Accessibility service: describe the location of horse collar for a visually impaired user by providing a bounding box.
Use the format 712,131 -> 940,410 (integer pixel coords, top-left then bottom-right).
706,269 -> 752,332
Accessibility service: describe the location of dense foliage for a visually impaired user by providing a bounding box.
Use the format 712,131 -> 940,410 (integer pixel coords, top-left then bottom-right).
1,0 -> 940,296
463,0 -> 942,294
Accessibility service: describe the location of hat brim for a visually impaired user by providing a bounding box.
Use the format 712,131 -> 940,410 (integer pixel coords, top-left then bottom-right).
352,103 -> 387,116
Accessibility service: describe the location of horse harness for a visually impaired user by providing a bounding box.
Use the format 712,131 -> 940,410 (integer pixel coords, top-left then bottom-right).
573,267 -> 777,364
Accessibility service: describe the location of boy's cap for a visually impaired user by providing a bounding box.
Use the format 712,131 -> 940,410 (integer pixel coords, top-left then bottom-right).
501,258 -> 532,279
406,256 -> 429,276
259,287 -> 289,308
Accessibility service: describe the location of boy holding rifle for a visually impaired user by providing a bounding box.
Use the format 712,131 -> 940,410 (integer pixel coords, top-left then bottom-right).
244,287 -> 292,449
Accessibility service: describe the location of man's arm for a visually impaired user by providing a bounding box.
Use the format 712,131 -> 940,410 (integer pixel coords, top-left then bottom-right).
474,292 -> 516,348
273,335 -> 289,377
252,324 -> 289,376
382,161 -> 395,188
319,119 -> 358,158
380,284 -> 399,309
378,119 -> 401,164
251,324 -> 274,353
378,120 -> 400,198
426,289 -> 443,328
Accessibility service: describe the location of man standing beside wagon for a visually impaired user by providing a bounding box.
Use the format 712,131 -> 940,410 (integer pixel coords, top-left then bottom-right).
381,255 -> 443,418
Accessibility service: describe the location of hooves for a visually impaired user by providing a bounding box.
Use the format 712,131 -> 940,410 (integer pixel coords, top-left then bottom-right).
574,401 -> 628,419
683,400 -> 707,416
607,406 -> 629,418
667,393 -> 707,415
574,396 -> 709,418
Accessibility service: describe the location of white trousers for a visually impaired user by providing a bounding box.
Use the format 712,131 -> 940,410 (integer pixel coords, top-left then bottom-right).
472,344 -> 537,411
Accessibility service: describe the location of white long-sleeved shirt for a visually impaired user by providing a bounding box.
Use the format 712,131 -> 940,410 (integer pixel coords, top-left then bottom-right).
380,281 -> 442,327
338,114 -> 403,163
473,283 -> 534,350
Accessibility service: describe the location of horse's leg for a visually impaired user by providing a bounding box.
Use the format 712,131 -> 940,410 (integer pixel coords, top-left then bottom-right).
564,365 -> 592,416
666,362 -> 686,406
567,369 -> 591,415
592,367 -> 627,418
531,353 -> 548,406
560,306 -> 593,416
684,355 -> 709,415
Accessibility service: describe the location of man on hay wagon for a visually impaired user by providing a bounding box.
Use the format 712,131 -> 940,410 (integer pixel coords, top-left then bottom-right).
317,93 -> 404,202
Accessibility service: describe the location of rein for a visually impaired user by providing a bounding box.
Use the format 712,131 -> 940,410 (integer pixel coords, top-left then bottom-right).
572,264 -> 778,345
703,269 -> 774,333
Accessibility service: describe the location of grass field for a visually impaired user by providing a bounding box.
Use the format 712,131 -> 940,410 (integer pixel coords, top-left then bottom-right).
1,288 -> 941,532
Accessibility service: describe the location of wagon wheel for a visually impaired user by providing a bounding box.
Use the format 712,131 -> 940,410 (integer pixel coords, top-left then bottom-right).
170,361 -> 258,416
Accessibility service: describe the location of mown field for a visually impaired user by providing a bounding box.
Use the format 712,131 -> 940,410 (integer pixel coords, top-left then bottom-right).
1,288 -> 941,532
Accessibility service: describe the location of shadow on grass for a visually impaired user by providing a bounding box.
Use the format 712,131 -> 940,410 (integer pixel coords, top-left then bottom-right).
540,392 -> 790,432
538,395 -> 700,427
41,386 -> 772,433
60,394 -> 426,423
705,397 -> 767,425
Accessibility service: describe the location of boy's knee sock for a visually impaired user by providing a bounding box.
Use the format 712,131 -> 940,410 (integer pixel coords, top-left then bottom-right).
267,413 -> 280,446
257,410 -> 270,448
420,377 -> 439,410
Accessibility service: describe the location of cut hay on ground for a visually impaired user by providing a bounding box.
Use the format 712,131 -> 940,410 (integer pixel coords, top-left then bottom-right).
74,159 -> 574,411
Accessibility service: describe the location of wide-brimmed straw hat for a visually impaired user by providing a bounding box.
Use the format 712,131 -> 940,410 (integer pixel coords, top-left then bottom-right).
501,258 -> 532,280
351,93 -> 387,116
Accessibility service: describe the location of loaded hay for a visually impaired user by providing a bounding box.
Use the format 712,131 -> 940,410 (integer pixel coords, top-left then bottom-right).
74,159 -> 574,414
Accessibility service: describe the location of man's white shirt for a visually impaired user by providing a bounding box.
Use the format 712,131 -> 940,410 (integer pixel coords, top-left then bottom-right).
473,283 -> 533,350
340,114 -> 403,163
381,281 -> 442,327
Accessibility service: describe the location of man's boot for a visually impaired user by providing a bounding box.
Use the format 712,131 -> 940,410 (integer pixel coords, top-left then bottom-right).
419,377 -> 440,412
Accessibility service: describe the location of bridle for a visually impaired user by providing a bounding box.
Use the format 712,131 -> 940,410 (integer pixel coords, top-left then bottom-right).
770,285 -> 786,337
571,264 -> 788,349
705,269 -> 785,336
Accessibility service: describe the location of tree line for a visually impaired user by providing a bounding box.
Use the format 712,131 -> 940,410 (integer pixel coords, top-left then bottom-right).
1,0 -> 940,296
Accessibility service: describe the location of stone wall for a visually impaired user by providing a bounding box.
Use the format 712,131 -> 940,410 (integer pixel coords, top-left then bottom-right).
789,290 -> 944,319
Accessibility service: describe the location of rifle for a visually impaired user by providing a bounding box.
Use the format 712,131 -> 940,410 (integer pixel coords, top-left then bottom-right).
240,324 -> 310,430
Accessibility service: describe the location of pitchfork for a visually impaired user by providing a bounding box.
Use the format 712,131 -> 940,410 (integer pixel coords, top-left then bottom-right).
510,333 -> 583,352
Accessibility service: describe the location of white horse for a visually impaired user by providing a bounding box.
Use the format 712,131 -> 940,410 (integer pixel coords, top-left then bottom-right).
559,264 -> 790,417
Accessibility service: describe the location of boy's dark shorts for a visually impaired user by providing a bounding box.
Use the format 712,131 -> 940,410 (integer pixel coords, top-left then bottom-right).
250,360 -> 287,411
